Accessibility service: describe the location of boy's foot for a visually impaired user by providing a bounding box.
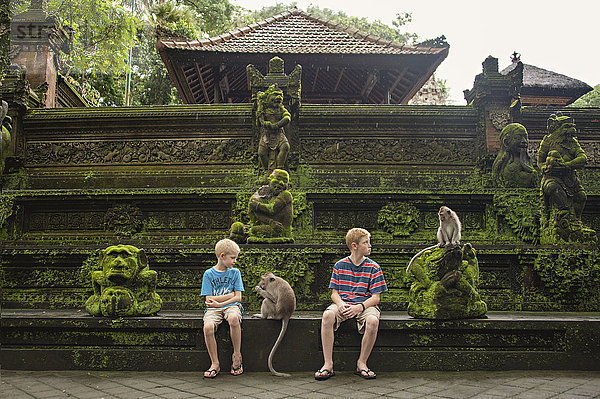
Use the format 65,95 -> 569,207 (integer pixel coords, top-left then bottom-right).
203,368 -> 219,378
231,353 -> 243,376
230,364 -> 243,376
314,369 -> 335,380
354,368 -> 376,379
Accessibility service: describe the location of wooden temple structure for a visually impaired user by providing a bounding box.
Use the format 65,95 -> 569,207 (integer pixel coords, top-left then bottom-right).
157,8 -> 449,105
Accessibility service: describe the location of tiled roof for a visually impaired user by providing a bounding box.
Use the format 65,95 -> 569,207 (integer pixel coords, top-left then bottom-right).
159,8 -> 445,56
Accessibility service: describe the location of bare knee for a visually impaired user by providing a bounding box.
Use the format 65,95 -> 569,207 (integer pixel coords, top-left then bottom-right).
203,322 -> 215,336
322,310 -> 335,328
227,315 -> 240,328
364,316 -> 379,333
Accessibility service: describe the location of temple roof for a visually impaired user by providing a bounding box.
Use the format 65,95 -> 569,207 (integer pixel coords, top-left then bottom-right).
157,8 -> 449,104
501,62 -> 592,105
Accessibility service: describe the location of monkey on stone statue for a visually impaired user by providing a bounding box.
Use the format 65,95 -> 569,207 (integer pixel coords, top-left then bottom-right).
406,206 -> 462,273
253,272 -> 296,377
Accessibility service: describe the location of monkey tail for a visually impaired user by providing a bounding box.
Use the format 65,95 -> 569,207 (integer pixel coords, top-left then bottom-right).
405,244 -> 438,273
268,317 -> 291,377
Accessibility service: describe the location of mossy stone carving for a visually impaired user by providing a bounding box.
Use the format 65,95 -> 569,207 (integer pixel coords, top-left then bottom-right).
491,123 -> 537,188
0,100 -> 12,176
85,244 -> 162,317
230,169 -> 293,244
407,244 -> 487,319
537,113 -> 596,244
256,85 -> 291,171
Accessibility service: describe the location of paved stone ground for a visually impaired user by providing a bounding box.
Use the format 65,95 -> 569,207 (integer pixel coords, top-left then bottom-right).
2,370 -> 600,399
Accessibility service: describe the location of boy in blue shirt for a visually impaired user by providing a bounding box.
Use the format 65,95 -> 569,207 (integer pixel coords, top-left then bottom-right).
315,228 -> 388,381
201,239 -> 245,378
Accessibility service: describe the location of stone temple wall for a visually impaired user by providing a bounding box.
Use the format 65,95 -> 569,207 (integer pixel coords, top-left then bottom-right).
2,98 -> 600,313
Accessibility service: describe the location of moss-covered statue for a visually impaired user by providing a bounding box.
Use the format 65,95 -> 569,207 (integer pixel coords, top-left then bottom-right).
491,123 -> 537,188
537,113 -> 596,243
0,100 -> 12,176
85,244 -> 162,317
407,244 -> 487,320
230,169 -> 293,244
256,84 -> 291,171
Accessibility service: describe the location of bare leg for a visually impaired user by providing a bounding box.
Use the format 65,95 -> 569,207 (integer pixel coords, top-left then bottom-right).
356,316 -> 378,378
316,310 -> 336,378
203,322 -> 220,376
227,314 -> 243,375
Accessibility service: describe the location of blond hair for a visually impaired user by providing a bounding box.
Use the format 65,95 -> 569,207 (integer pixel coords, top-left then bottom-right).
345,228 -> 370,250
215,238 -> 240,258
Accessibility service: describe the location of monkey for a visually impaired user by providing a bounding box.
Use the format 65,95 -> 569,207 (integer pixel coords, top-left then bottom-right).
253,272 -> 296,377
406,206 -> 462,273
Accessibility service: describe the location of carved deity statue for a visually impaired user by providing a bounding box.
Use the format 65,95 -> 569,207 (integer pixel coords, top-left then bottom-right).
407,244 -> 487,320
491,123 -> 537,188
537,113 -> 595,242
231,169 -> 293,244
256,85 -> 291,171
85,244 -> 162,317
1,100 -> 13,176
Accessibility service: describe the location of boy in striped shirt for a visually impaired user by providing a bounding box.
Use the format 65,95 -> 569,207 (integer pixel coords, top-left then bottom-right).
315,228 -> 388,381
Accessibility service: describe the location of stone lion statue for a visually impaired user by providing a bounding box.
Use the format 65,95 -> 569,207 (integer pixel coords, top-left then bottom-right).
85,244 -> 162,317
491,123 -> 537,188
256,84 -> 291,171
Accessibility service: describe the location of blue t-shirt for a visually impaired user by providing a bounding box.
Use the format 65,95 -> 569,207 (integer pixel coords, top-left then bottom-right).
329,256 -> 388,304
201,266 -> 245,311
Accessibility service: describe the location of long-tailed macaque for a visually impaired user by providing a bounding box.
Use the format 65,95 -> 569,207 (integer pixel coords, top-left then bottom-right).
406,206 -> 462,273
254,272 -> 296,377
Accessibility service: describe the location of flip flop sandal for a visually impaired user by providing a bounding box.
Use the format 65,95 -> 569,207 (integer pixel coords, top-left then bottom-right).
354,369 -> 376,379
314,369 -> 335,380
230,364 -> 243,376
203,369 -> 219,379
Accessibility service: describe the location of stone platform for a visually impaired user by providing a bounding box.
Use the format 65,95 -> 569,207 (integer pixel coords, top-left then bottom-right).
2,310 -> 599,372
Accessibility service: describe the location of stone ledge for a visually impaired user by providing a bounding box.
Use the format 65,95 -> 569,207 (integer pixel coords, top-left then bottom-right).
2,310 -> 600,372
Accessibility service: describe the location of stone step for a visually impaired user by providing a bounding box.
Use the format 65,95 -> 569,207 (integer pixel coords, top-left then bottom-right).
2,310 -> 599,372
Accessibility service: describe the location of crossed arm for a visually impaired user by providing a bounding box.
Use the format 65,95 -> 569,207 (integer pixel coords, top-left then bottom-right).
205,291 -> 242,308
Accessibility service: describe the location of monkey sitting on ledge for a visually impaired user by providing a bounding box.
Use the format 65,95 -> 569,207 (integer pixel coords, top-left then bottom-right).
253,272 -> 296,377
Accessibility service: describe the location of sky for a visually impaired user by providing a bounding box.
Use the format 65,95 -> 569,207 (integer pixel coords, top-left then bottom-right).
231,0 -> 600,104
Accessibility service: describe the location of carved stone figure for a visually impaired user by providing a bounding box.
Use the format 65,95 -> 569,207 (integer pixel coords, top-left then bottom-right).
245,169 -> 293,244
85,244 -> 162,317
256,85 -> 291,171
537,113 -> 595,242
491,123 -> 537,188
407,244 -> 487,319
1,100 -> 12,176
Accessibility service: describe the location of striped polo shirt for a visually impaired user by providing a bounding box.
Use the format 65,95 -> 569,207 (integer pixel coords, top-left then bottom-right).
329,256 -> 388,304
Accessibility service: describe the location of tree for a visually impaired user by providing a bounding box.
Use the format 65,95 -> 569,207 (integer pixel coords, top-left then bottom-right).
570,84 -> 600,108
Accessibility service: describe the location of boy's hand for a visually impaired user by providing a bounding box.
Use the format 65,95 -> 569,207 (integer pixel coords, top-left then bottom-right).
205,297 -> 219,307
341,303 -> 363,318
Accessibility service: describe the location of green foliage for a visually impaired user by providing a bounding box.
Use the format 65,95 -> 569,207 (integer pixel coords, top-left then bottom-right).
533,250 -> 600,310
570,84 -> 600,108
0,0 -> 10,81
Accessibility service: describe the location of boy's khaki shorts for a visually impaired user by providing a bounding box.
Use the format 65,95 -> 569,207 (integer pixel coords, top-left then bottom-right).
324,303 -> 380,334
203,304 -> 242,331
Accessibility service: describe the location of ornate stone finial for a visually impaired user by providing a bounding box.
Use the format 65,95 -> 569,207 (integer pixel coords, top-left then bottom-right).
268,56 -> 285,76
482,56 -> 499,75
511,51 -> 521,63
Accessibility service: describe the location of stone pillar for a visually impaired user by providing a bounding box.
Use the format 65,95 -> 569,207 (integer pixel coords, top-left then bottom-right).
10,0 -> 71,108
464,56 -> 522,153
